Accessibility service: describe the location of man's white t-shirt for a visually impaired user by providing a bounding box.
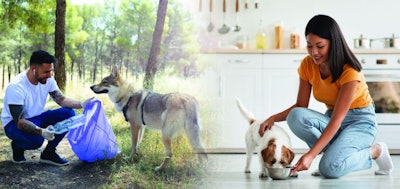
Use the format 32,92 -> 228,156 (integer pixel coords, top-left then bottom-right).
1,70 -> 59,127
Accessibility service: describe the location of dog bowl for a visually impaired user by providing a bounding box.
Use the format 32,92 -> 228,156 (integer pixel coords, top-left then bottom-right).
267,167 -> 292,180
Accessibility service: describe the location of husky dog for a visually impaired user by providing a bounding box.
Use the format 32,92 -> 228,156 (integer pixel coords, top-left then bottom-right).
90,66 -> 207,171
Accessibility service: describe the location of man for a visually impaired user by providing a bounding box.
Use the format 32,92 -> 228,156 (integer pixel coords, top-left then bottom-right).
1,50 -> 92,166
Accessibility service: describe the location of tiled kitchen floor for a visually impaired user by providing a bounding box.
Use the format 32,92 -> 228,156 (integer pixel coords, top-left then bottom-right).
201,153 -> 400,189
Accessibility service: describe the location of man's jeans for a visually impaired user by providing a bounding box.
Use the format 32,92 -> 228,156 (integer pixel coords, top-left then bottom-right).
4,108 -> 75,153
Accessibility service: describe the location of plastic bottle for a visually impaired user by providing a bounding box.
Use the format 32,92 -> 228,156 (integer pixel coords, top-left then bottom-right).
256,20 -> 267,50
53,114 -> 86,134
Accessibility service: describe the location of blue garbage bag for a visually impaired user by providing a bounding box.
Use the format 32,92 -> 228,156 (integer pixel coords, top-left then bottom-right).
68,99 -> 121,162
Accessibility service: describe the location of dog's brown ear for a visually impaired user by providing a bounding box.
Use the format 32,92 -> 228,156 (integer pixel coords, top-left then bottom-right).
261,139 -> 276,167
112,66 -> 119,78
282,145 -> 295,164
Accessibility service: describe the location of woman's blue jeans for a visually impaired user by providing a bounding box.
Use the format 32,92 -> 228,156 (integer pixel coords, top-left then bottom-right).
287,104 -> 377,178
4,107 -> 75,153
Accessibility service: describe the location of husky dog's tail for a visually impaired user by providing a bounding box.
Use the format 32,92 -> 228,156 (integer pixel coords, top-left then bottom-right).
236,97 -> 256,125
183,96 -> 208,161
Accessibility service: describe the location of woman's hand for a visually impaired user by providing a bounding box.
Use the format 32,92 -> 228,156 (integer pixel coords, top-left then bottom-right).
259,117 -> 275,136
291,152 -> 315,174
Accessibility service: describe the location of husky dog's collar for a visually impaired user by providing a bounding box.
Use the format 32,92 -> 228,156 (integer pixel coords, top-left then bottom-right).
140,95 -> 148,125
115,97 -> 123,105
122,96 -> 132,122
122,92 -> 148,125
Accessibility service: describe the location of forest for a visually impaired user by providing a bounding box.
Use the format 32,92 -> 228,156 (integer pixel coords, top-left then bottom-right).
0,0 -> 200,90
0,2 -> 213,187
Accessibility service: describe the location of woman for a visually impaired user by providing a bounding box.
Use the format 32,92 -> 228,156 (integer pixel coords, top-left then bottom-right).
258,14 -> 393,178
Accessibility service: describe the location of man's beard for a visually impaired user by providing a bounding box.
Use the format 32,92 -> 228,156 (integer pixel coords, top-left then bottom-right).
35,74 -> 47,84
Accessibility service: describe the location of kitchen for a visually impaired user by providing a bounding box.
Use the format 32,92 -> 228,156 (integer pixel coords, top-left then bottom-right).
191,0 -> 400,151
187,1 -> 400,187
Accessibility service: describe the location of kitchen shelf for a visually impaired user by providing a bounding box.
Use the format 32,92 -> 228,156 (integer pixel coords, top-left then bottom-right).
201,48 -> 400,54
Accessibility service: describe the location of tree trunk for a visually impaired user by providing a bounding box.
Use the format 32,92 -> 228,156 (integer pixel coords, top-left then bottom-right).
70,60 -> 74,82
54,0 -> 66,92
143,0 -> 168,90
1,63 -> 4,89
7,65 -> 11,83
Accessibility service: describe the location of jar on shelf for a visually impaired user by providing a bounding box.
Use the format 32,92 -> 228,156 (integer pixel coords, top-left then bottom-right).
290,30 -> 300,49
275,21 -> 284,49
235,35 -> 249,49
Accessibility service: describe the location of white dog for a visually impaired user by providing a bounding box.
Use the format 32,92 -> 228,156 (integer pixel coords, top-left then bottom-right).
236,98 -> 295,177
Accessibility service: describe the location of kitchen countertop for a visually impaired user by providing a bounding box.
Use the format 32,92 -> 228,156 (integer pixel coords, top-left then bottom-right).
201,48 -> 400,54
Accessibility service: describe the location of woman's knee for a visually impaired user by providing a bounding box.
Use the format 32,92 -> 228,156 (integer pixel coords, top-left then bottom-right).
319,165 -> 342,178
318,157 -> 344,178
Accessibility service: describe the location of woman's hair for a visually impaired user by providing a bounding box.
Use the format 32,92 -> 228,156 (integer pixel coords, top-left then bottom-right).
305,14 -> 361,83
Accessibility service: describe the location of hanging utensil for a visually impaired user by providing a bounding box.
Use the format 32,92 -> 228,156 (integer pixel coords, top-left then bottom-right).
199,0 -> 202,12
255,0 -> 259,9
245,0 -> 249,9
218,0 -> 230,34
207,0 -> 214,32
233,0 -> 241,32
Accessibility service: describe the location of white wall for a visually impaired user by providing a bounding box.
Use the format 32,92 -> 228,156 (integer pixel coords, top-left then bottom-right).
184,0 -> 400,50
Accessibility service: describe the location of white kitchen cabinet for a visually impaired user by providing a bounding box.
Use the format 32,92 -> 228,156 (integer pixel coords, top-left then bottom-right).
262,54 -> 304,116
213,54 -> 263,149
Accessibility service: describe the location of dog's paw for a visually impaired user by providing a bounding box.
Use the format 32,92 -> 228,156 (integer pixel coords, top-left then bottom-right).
258,172 -> 268,178
129,153 -> 142,163
154,165 -> 164,172
154,157 -> 171,172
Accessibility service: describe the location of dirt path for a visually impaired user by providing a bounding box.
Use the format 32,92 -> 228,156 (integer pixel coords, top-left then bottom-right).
0,132 -> 113,189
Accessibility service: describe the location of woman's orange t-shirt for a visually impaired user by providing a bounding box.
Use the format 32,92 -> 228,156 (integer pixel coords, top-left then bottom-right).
298,56 -> 372,110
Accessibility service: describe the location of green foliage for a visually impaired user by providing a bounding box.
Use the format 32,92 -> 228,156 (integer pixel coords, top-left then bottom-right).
0,0 -> 56,34
0,0 -> 201,84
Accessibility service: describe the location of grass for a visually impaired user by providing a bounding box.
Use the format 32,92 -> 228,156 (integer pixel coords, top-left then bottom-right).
0,68 -> 222,188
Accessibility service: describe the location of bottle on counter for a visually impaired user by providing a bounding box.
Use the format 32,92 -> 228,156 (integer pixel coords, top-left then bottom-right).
275,21 -> 284,49
256,20 -> 267,50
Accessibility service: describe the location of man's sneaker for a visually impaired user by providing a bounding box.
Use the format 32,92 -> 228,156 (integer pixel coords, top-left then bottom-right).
39,151 -> 69,166
11,141 -> 26,164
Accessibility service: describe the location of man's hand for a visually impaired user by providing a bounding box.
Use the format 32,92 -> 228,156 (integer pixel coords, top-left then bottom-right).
80,97 -> 94,109
42,126 -> 56,141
